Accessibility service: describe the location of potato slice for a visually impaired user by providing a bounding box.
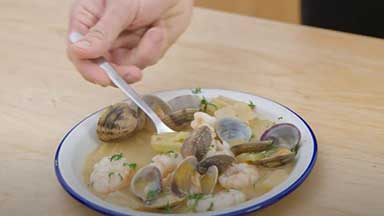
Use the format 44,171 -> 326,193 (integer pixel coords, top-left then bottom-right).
150,132 -> 190,153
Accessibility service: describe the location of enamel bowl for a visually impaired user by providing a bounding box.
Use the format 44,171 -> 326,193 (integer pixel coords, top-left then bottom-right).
54,89 -> 317,216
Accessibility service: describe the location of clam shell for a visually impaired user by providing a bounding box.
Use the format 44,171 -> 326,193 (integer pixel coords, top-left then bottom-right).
167,95 -> 201,111
260,123 -> 301,150
198,154 -> 235,174
130,165 -> 162,202
236,147 -> 295,168
162,108 -> 198,131
181,126 -> 212,161
215,117 -> 252,145
143,94 -> 172,119
96,103 -> 145,141
171,156 -> 201,197
200,166 -> 218,195
230,140 -> 274,156
144,191 -> 185,209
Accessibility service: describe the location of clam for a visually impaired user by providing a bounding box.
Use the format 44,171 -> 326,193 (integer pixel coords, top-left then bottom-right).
200,166 -> 218,195
167,95 -> 201,111
171,156 -> 201,197
144,190 -> 185,209
237,147 -> 295,168
198,154 -> 235,174
96,102 -> 146,141
230,140 -> 274,156
260,123 -> 301,150
130,165 -> 162,202
161,95 -> 201,131
215,117 -> 252,145
162,108 -> 198,131
181,126 -> 212,161
143,94 -> 172,119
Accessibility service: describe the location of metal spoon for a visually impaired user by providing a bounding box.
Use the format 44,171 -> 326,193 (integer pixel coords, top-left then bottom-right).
69,32 -> 174,134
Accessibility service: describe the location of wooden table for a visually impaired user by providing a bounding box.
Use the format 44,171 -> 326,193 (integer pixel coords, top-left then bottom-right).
1,0 -> 383,215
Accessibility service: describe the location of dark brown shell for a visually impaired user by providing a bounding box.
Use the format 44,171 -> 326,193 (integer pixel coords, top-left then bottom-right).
198,154 -> 235,174
161,108 -> 198,131
230,140 -> 274,156
142,94 -> 172,119
181,126 -> 212,161
96,103 -> 146,141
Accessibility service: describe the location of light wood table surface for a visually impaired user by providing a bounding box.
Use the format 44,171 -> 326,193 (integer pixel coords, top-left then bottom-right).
1,0 -> 383,215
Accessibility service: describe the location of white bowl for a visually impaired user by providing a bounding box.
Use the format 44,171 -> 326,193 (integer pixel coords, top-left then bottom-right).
54,88 -> 317,216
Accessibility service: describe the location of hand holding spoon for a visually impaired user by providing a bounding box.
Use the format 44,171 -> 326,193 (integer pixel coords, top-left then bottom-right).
69,32 -> 174,134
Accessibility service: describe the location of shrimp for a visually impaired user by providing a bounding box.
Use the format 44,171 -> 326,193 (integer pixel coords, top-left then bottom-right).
90,154 -> 134,193
151,151 -> 183,177
219,163 -> 259,190
191,112 -> 217,138
187,189 -> 246,212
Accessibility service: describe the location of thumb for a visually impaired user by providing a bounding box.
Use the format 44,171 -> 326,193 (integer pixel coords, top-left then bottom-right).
70,1 -> 139,59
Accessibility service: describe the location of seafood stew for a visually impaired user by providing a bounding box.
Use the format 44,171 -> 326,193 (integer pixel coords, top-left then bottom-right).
83,91 -> 300,214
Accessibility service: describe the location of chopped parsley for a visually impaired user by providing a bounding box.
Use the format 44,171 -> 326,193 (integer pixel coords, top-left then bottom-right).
207,202 -> 214,211
110,153 -> 123,161
166,150 -> 178,158
191,87 -> 202,94
250,134 -> 255,140
200,97 -> 218,112
146,189 -> 158,200
278,116 -> 283,120
123,162 -> 137,169
166,150 -> 175,154
118,173 -> 123,181
187,193 -> 204,212
108,172 -> 114,178
248,100 -> 256,110
164,202 -> 173,213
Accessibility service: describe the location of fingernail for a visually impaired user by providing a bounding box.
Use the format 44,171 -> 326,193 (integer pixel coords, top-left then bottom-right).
75,40 -> 91,48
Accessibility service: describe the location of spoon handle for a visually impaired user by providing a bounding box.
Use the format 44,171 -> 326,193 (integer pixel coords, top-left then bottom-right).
69,32 -> 174,134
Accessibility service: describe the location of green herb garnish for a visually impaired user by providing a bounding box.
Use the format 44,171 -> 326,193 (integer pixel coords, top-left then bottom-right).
192,87 -> 202,94
110,153 -> 123,161
108,172 -> 114,178
200,97 -> 218,112
166,150 -> 175,154
278,116 -> 283,120
248,100 -> 256,110
146,189 -> 158,200
207,202 -> 214,211
166,150 -> 178,158
164,202 -> 173,213
187,193 -> 204,212
123,162 -> 137,169
118,173 -> 123,181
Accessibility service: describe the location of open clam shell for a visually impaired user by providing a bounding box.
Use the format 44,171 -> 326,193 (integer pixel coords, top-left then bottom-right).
162,108 -> 198,131
143,95 -> 172,119
236,147 -> 295,168
130,165 -> 162,202
144,190 -> 185,209
200,166 -> 219,195
171,156 -> 201,197
230,140 -> 274,156
96,102 -> 146,141
198,154 -> 235,174
260,123 -> 301,150
215,117 -> 252,145
181,126 -> 212,161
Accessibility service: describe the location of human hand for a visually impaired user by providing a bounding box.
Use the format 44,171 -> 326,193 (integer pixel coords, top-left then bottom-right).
67,0 -> 194,86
